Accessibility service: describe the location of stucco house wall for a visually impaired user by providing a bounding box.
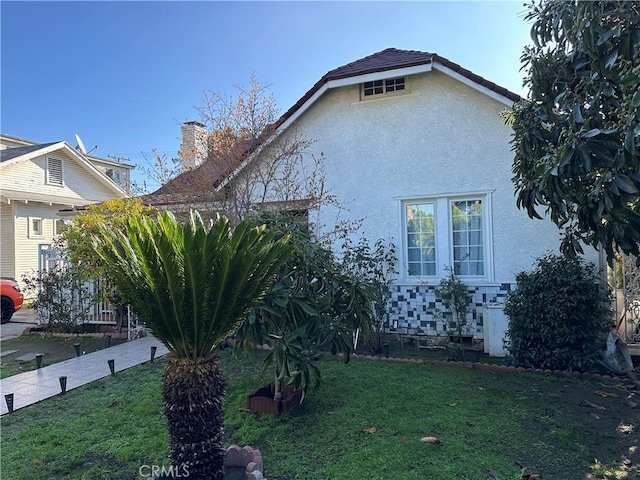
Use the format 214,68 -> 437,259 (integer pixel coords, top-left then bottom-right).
146,49 -> 604,340
258,63 -> 602,339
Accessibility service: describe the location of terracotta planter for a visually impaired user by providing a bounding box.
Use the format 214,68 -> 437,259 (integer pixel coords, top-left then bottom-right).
246,384 -> 302,415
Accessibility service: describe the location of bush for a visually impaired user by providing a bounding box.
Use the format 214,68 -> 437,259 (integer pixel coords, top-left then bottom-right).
21,257 -> 96,331
504,253 -> 612,372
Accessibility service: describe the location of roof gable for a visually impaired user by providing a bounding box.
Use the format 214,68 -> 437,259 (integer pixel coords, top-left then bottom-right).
0,141 -> 127,197
144,48 -> 522,203
277,48 -> 520,133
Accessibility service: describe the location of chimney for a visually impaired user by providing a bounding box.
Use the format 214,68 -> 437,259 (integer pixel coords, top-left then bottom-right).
179,121 -> 208,169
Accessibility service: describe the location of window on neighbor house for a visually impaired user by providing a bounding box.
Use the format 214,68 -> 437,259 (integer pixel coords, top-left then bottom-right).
30,218 -> 43,236
362,77 -> 406,98
54,219 -> 64,236
46,157 -> 64,185
106,168 -> 122,184
403,196 -> 488,279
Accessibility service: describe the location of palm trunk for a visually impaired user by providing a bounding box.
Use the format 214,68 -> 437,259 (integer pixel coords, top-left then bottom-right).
162,354 -> 227,479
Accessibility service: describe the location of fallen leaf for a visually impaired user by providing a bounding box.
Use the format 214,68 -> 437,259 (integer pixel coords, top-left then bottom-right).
595,390 -> 618,398
362,426 -> 377,434
488,468 -> 499,478
449,400 -> 464,406
626,400 -> 638,409
580,399 -> 606,410
420,436 -> 443,445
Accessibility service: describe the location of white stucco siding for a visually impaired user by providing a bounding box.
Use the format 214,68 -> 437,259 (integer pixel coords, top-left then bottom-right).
284,69 -> 600,285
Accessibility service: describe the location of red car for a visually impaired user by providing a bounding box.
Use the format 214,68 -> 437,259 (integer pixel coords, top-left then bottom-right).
1,278 -> 24,324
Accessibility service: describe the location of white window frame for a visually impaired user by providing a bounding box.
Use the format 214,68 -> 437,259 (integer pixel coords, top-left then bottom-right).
45,156 -> 64,186
29,217 -> 43,237
400,193 -> 494,283
54,218 -> 64,236
361,76 -> 408,99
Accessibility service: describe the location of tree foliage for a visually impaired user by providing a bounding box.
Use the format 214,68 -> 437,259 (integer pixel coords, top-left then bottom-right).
59,197 -> 155,277
91,210 -> 292,478
340,237 -> 397,354
91,211 -> 292,358
234,212 -> 372,400
511,0 -> 640,263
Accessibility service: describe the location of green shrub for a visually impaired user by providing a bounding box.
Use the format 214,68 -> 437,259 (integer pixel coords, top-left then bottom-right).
504,253 -> 612,372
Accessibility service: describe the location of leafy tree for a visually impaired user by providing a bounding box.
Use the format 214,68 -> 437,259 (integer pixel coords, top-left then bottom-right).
91,211 -> 292,478
511,0 -> 640,263
58,198 -> 156,331
435,267 -> 471,344
234,212 -> 372,401
341,237 -> 397,354
60,198 -> 155,270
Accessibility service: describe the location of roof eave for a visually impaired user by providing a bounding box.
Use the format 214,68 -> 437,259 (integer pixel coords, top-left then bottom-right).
433,63 -> 521,106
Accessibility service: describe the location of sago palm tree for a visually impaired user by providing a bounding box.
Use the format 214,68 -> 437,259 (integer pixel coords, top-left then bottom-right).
91,211 -> 291,479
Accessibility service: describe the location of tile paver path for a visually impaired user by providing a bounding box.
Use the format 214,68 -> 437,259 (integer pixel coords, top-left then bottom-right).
0,335 -> 168,416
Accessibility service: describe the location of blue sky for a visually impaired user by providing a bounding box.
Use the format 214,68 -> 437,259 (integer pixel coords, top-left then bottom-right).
1,1 -> 532,191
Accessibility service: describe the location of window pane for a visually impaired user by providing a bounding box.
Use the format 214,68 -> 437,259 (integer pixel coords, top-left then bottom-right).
423,263 -> 436,276
451,200 -> 483,276
408,247 -> 421,262
406,203 -> 435,276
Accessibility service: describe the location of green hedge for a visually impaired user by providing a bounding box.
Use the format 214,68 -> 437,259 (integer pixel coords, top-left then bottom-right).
504,253 -> 612,372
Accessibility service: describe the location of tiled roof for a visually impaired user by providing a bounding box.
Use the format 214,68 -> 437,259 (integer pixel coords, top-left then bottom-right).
324,48 -> 435,80
0,143 -> 60,163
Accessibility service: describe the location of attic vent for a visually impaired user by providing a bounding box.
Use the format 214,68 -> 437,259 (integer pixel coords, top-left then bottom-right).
46,157 -> 64,185
363,77 -> 406,97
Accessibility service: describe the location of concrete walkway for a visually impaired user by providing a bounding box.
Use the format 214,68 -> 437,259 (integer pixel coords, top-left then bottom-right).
1,334 -> 169,416
1,308 -> 39,340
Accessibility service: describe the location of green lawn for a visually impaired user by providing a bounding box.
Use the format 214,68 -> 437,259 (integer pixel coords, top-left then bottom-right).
1,349 -> 637,480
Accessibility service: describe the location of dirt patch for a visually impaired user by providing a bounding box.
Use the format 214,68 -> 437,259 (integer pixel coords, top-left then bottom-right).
0,333 -> 127,378
508,373 -> 640,479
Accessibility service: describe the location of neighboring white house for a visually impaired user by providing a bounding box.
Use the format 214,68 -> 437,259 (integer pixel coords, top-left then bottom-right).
0,134 -> 132,287
146,48 -> 604,340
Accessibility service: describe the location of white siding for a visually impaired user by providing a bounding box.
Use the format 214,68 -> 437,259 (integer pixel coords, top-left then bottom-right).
13,203 -> 62,289
0,150 -> 118,203
1,203 -> 16,278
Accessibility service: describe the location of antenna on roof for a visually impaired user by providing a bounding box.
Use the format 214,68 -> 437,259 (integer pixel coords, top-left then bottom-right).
74,134 -> 98,155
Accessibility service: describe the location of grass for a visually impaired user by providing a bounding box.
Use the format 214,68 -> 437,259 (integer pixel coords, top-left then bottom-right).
1,349 -> 638,480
